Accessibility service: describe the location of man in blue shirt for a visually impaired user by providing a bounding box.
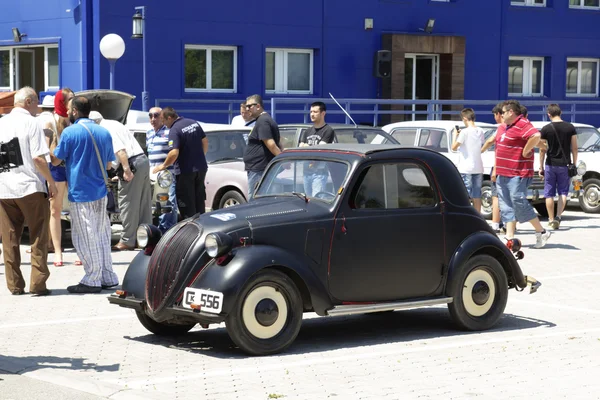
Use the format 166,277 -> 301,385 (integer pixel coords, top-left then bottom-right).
152,107 -> 208,219
51,96 -> 119,294
146,107 -> 177,231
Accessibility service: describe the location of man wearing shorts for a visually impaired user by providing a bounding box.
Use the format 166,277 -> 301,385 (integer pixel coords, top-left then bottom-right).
452,108 -> 484,212
494,100 -> 551,248
539,104 -> 578,230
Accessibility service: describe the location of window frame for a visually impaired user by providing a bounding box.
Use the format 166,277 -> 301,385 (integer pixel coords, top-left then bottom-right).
184,44 -> 238,93
0,48 -> 13,91
511,0 -> 546,6
265,47 -> 314,95
44,45 -> 59,92
566,57 -> 599,97
508,56 -> 545,97
569,0 -> 600,10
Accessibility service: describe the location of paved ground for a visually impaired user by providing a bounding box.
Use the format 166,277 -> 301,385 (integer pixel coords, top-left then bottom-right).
1,205 -> 600,400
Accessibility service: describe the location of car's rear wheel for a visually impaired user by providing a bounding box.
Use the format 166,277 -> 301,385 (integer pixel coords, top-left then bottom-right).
480,180 -> 494,220
533,202 -> 557,219
135,311 -> 196,336
448,255 -> 508,331
218,190 -> 247,209
579,178 -> 600,213
226,269 -> 303,356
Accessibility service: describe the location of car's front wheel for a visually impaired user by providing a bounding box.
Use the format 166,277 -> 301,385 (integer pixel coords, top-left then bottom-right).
226,269 -> 303,356
218,190 -> 247,209
448,255 -> 508,331
579,178 -> 600,213
135,311 -> 196,336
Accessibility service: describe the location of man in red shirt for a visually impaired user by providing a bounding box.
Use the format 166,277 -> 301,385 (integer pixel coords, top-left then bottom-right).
493,100 -> 551,248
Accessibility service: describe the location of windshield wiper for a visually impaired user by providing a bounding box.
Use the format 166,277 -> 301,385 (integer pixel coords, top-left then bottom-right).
210,157 -> 242,163
292,192 -> 308,203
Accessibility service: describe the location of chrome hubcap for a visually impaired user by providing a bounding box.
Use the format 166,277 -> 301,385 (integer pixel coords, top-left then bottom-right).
224,198 -> 240,208
462,268 -> 496,317
584,184 -> 600,208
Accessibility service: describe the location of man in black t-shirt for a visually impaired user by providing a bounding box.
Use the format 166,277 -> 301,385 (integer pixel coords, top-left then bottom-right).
242,94 -> 282,198
539,104 -> 578,229
152,107 -> 208,219
298,101 -> 336,197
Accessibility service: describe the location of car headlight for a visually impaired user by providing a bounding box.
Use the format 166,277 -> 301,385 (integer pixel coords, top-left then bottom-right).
577,160 -> 586,176
157,170 -> 173,188
205,232 -> 233,258
136,224 -> 162,249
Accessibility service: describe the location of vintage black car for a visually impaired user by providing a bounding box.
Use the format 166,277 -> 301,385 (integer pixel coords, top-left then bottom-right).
108,144 -> 540,355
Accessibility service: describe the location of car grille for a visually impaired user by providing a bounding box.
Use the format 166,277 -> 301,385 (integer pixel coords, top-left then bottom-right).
530,175 -> 545,189
145,222 -> 200,313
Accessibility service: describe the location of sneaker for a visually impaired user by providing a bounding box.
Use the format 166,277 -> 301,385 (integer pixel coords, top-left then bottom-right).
534,230 -> 552,248
548,219 -> 558,230
555,216 -> 562,229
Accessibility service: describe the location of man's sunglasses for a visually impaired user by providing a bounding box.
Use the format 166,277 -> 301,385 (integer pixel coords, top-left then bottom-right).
149,112 -> 161,119
245,103 -> 258,109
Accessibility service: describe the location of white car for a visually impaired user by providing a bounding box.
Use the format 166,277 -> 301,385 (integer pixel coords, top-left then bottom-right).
529,121 -> 600,214
381,120 -> 547,219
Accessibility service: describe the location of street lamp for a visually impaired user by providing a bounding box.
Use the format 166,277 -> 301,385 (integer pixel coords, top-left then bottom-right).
132,6 -> 148,111
99,33 -> 125,90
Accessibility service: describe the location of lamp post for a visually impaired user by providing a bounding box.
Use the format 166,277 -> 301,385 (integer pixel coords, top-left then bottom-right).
99,34 -> 125,89
132,6 -> 148,111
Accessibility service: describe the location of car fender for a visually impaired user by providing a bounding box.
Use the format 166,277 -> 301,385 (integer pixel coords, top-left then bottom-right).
121,251 -> 151,299
191,245 -> 333,316
445,232 -> 527,295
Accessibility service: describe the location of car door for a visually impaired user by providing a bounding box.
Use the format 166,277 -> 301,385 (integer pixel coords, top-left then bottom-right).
328,161 -> 444,302
389,127 -> 418,146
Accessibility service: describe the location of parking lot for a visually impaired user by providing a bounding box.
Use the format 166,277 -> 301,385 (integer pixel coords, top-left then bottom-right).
1,205 -> 600,400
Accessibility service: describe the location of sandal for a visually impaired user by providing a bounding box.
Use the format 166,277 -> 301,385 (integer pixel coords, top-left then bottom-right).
53,261 -> 64,267
74,260 -> 83,266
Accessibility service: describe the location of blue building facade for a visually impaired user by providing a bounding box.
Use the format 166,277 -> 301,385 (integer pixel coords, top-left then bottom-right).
1,0 -> 600,124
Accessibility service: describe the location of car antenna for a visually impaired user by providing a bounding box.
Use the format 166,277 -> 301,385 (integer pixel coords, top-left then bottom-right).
329,92 -> 357,127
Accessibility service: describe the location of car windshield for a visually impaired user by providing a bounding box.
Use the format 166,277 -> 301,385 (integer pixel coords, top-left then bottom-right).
335,128 -> 398,145
254,159 -> 350,203
205,131 -> 248,163
577,127 -> 600,150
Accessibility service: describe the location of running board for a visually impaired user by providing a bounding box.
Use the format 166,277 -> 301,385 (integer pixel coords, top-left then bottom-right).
326,297 -> 453,317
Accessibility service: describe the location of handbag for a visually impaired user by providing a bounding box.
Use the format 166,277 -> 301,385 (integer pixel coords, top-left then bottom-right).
80,122 -> 118,212
548,123 -> 577,177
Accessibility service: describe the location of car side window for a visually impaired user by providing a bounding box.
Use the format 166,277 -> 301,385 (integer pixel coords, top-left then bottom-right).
351,163 -> 436,210
418,129 -> 448,152
390,128 -> 417,146
279,128 -> 298,149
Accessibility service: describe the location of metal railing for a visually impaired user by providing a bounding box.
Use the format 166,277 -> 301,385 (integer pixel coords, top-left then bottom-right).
154,97 -> 600,126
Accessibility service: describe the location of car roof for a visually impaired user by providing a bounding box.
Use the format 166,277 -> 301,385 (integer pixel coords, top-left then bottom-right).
126,122 -> 243,132
382,120 -> 496,130
528,120 -> 595,129
283,143 -> 433,155
279,123 -> 384,130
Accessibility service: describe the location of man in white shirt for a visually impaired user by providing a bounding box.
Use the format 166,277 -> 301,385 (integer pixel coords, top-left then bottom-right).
451,108 -> 485,213
231,102 -> 256,129
89,111 -> 151,251
0,87 -> 57,296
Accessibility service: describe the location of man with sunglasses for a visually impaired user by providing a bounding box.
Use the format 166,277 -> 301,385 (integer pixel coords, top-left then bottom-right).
494,100 -> 550,248
146,107 -> 177,231
242,94 -> 282,199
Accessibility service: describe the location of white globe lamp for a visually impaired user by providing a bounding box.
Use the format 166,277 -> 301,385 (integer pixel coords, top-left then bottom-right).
99,34 -> 126,89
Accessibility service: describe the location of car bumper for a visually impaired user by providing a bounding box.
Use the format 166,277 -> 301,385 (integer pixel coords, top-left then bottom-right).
107,294 -> 225,324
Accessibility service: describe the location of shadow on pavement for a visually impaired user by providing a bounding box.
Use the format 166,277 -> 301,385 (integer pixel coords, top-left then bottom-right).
122,307 -> 555,359
0,355 -> 119,375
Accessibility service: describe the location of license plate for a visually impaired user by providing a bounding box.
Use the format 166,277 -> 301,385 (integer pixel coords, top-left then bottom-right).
182,288 -> 223,314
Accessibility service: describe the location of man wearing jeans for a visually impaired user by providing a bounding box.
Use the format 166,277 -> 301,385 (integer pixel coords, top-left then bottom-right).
451,108 -> 484,213
146,107 -> 177,232
539,104 -> 578,230
494,100 -> 551,248
299,102 -> 336,197
242,94 -> 282,199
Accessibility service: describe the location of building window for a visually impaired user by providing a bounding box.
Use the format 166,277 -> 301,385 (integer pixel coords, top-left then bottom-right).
266,48 -> 313,94
511,0 -> 546,6
0,49 -> 10,90
45,46 -> 59,90
569,0 -> 600,9
184,45 -> 237,92
566,58 -> 599,96
508,57 -> 544,96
